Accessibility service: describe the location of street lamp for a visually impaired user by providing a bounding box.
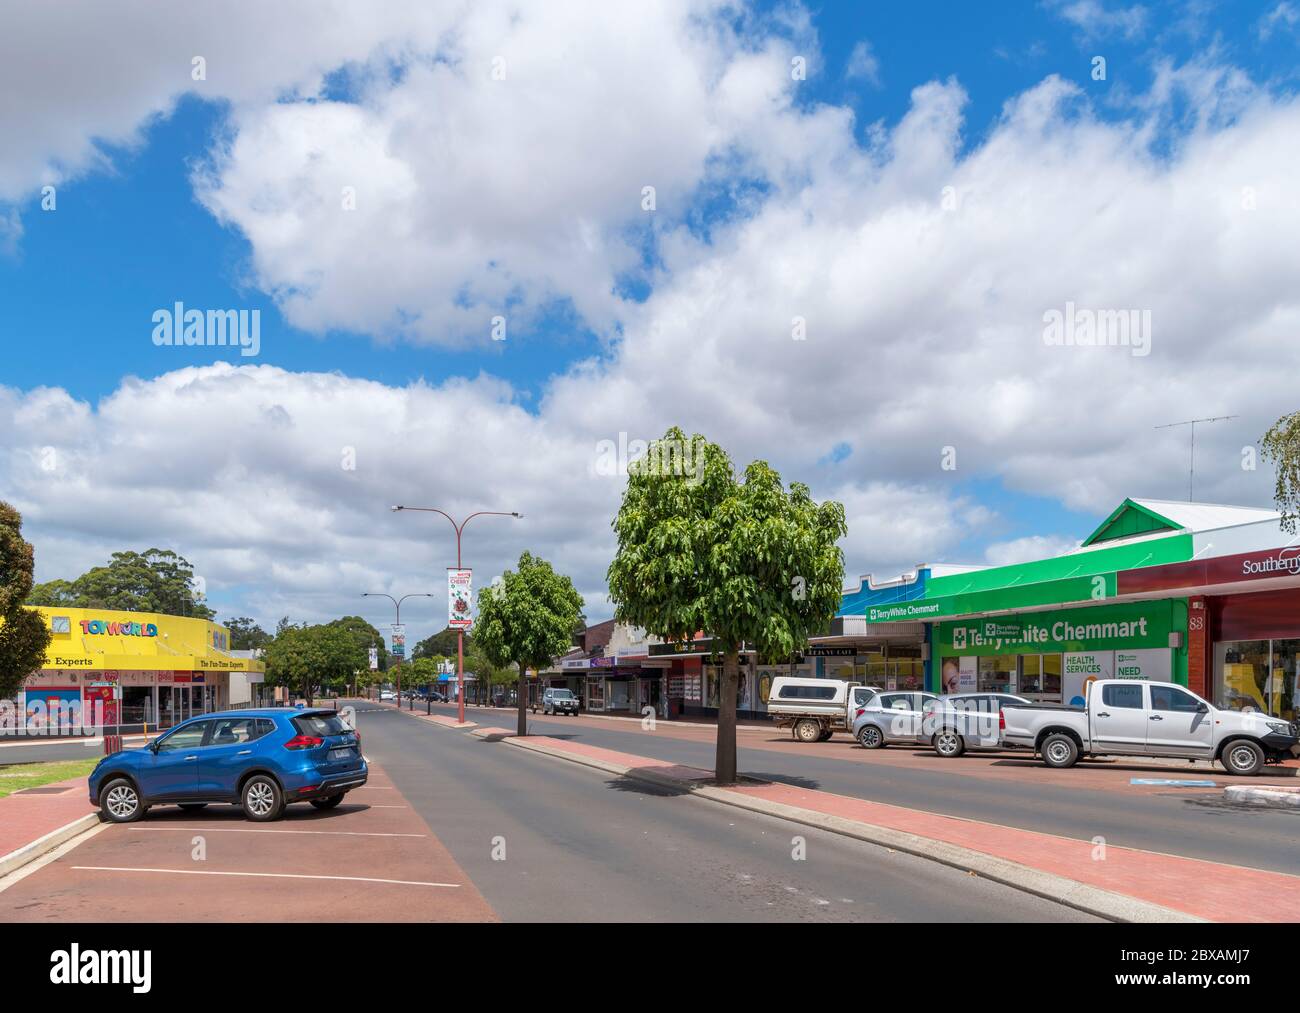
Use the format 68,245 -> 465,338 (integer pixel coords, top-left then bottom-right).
392,505 -> 521,724
361,592 -> 433,704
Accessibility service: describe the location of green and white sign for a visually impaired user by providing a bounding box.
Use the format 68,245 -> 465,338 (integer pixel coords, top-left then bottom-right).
939,602 -> 1172,656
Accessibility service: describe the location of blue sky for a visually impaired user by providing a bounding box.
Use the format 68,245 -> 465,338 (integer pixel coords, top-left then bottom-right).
2,0 -> 1297,636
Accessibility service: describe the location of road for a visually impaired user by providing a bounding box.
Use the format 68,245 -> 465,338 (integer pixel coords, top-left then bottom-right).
360,705 -> 1096,921
420,702 -> 1300,877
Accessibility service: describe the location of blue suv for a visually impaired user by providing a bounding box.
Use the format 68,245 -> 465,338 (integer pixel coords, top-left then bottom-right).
89,708 -> 367,823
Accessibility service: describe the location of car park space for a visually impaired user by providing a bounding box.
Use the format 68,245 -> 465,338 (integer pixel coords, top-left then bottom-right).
0,764 -> 498,922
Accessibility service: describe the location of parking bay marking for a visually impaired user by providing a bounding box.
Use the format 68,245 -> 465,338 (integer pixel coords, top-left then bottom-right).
126,826 -> 426,838
72,866 -> 461,888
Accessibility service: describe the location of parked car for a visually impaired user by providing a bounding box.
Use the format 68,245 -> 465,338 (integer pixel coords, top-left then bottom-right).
918,693 -> 1030,757
1001,680 -> 1300,775
90,708 -> 368,823
852,691 -> 940,748
379,690 -> 396,701
768,677 -> 883,742
541,687 -> 580,715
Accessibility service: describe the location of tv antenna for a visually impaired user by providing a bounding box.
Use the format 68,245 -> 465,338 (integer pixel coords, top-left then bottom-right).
1154,415 -> 1237,501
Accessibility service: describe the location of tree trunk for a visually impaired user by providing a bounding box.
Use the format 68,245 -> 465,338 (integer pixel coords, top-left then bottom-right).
516,670 -> 528,737
715,650 -> 739,785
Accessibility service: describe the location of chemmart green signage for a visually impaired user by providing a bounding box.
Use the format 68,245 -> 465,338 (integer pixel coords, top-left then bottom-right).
936,602 -> 1176,655
865,573 -> 1120,624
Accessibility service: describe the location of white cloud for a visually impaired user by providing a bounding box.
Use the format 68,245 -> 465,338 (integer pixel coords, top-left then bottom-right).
1051,0 -> 1149,41
845,40 -> 882,87
983,535 -> 1081,567
1258,2 -> 1300,40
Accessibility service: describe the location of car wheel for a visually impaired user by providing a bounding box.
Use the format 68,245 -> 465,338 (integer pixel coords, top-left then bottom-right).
933,730 -> 965,758
818,729 -> 833,742
794,719 -> 822,743
857,725 -> 884,749
310,793 -> 345,810
1041,733 -> 1079,769
99,778 -> 144,823
178,803 -> 208,812
1222,739 -> 1265,776
241,775 -> 284,822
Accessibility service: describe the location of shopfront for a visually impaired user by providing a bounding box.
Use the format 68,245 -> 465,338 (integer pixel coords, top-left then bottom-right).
16,607 -> 265,731
932,600 -> 1187,705
1211,588 -> 1300,721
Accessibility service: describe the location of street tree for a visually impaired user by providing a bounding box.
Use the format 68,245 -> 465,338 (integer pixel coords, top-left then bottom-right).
1262,411 -> 1300,532
223,616 -> 272,651
475,551 -> 584,736
263,623 -> 364,704
27,548 -> 214,618
607,427 -> 846,784
0,502 -> 52,700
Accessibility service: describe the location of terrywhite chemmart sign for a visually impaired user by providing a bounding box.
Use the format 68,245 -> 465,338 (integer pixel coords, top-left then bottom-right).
940,603 -> 1173,655
867,601 -> 946,622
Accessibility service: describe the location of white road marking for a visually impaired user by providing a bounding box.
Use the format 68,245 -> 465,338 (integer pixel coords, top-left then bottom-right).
126,826 -> 426,838
72,866 -> 461,887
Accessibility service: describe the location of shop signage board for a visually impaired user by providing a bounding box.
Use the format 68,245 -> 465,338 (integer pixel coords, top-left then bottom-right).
1062,652 -> 1114,706
939,602 -> 1173,656
447,569 -> 473,629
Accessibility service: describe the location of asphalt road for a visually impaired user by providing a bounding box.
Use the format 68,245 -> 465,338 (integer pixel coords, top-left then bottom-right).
424,703 -> 1300,877
361,705 -> 1098,921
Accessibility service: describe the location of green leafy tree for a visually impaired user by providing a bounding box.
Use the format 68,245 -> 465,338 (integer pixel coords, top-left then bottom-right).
466,641 -> 513,704
223,617 -> 272,651
607,427 -> 847,784
0,503 -> 52,699
1262,411 -> 1300,532
476,552 -> 585,735
413,626 -> 469,659
27,548 -> 214,618
263,623 -> 365,704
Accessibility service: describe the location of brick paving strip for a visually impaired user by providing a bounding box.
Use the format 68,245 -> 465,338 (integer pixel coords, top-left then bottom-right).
465,726 -> 1300,924
0,776 -> 98,879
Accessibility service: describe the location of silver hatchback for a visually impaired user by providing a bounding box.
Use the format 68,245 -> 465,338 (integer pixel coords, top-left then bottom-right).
852,692 -> 939,748
918,693 -> 1029,757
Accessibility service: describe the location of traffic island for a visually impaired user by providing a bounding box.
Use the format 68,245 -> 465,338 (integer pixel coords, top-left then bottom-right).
1223,784 -> 1300,809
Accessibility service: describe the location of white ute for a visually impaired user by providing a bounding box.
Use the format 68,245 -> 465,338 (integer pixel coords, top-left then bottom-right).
1000,679 -> 1300,776
767,677 -> 880,743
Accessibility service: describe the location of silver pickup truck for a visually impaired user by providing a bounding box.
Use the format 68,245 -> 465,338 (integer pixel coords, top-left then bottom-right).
1001,679 -> 1299,776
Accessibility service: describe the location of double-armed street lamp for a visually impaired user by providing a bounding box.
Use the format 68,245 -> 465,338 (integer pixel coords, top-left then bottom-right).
361,592 -> 433,704
391,506 -> 521,724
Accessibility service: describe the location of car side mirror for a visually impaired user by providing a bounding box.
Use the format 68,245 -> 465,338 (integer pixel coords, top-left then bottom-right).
1196,702 -> 1209,713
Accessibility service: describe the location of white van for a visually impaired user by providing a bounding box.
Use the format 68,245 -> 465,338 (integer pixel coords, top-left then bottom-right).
767,677 -> 881,742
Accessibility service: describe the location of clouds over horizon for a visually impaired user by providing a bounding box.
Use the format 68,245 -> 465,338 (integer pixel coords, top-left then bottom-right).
3,2 -> 1300,632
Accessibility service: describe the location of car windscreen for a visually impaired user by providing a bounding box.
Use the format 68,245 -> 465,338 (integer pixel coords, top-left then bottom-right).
293,713 -> 350,736
551,690 -> 575,699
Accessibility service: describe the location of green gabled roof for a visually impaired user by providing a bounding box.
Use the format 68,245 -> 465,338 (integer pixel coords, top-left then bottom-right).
1080,498 -> 1182,547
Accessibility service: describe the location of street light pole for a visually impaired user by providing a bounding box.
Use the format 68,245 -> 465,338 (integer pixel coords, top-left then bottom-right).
391,506 -> 521,724
361,592 -> 433,704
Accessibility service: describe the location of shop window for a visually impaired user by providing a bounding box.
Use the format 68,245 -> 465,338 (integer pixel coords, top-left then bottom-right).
1042,654 -> 1062,695
1020,655 -> 1042,694
1215,640 -> 1270,713
977,655 -> 1016,693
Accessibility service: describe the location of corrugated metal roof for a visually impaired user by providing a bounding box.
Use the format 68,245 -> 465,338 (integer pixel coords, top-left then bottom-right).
1129,499 -> 1279,532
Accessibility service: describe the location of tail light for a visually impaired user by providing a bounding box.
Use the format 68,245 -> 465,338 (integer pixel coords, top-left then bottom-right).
855,708 -> 866,719
284,734 -> 323,750
998,711 -> 1006,730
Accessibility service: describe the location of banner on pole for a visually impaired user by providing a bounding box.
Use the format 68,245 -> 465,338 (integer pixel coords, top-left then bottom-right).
448,569 -> 473,629
368,647 -> 379,671
390,624 -> 406,660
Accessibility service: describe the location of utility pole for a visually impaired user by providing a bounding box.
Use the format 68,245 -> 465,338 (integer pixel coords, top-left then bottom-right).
1154,415 -> 1237,501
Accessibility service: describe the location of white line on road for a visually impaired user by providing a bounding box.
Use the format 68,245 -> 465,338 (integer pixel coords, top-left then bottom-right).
72,866 -> 461,887
126,826 -> 426,838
